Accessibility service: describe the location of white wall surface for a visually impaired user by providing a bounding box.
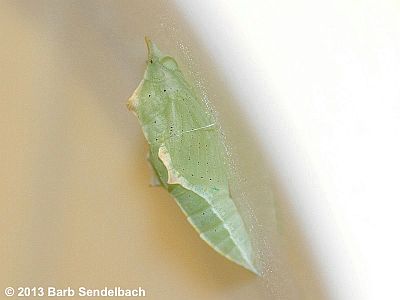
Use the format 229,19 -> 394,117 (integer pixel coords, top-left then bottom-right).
174,1 -> 400,299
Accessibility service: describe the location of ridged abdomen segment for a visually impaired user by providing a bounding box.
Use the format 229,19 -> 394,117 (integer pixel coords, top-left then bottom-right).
170,185 -> 257,273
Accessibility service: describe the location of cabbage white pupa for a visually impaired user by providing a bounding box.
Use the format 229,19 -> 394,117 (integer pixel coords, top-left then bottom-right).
127,37 -> 258,275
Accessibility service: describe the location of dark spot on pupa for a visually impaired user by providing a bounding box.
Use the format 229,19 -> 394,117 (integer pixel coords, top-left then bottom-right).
150,59 -> 153,63
164,89 -> 166,92
191,174 -> 194,177
209,178 -> 212,181
202,212 -> 205,215
201,176 -> 204,179
148,94 -> 151,97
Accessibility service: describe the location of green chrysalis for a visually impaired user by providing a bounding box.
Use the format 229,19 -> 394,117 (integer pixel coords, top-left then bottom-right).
127,37 -> 258,275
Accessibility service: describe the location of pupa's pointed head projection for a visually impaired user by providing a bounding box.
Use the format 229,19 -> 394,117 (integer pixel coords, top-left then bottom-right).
126,38 -> 187,144
126,38 -> 181,117
144,36 -> 179,74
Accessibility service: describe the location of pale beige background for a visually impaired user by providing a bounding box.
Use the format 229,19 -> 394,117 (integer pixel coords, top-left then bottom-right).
0,1 -> 325,299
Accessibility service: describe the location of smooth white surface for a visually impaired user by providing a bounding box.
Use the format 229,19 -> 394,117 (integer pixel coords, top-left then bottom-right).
174,1 -> 400,299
